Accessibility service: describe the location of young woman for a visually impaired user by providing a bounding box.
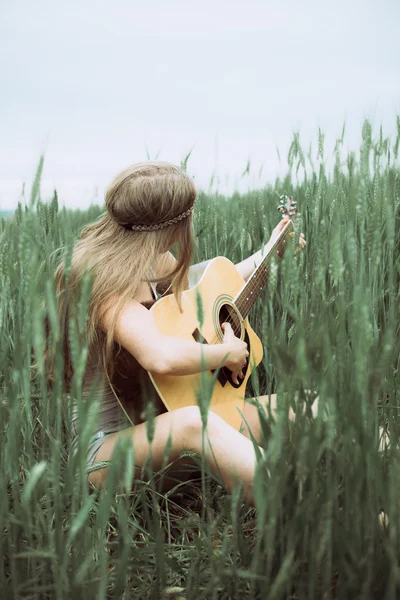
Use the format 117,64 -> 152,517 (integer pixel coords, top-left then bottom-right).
49,162 -> 308,505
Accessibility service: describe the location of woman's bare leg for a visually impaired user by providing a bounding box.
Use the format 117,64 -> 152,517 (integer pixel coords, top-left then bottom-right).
88,405 -> 263,505
240,391 -> 319,445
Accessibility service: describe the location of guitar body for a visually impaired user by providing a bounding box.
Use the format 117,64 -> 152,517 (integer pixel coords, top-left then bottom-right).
149,257 -> 263,430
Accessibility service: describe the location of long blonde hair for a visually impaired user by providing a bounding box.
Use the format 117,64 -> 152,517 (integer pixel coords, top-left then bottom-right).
44,161 -> 196,392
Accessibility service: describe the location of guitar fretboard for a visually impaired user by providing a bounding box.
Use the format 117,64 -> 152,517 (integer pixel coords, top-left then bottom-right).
234,220 -> 294,320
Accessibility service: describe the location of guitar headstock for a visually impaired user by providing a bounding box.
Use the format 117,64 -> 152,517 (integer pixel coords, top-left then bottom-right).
277,194 -> 297,221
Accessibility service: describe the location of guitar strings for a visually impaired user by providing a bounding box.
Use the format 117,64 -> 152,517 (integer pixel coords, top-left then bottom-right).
235,235 -> 287,324
230,235 -> 286,336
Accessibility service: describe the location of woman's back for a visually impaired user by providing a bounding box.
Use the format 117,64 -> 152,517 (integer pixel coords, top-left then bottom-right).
70,258 -> 176,462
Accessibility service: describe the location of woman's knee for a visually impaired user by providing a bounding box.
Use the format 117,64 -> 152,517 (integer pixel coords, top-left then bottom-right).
173,406 -> 221,442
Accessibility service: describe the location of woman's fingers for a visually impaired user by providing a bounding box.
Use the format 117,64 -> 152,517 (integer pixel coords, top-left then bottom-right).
222,322 -> 234,341
232,370 -> 244,385
222,322 -> 249,382
289,231 -> 307,255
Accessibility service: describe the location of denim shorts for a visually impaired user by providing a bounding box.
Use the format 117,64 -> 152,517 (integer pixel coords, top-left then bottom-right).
86,429 -> 118,469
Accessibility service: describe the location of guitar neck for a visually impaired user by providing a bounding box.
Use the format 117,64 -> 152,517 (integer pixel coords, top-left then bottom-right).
234,220 -> 294,319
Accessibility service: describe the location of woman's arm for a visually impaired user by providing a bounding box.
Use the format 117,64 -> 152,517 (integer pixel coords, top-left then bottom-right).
235,217 -> 306,281
101,299 -> 248,380
235,246 -> 271,281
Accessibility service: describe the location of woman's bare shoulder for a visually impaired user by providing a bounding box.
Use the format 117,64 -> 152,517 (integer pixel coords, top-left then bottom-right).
99,295 -> 144,332
99,252 -> 177,332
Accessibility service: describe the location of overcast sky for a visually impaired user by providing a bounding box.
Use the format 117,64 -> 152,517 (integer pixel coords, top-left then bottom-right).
1,0 -> 399,210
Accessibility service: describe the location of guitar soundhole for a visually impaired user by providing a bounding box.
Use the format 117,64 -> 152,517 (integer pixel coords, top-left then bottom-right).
192,324 -> 250,390
218,304 -> 243,339
192,303 -> 249,389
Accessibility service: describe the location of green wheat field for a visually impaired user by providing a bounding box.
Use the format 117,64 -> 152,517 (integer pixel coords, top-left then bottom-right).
1,120 -> 400,599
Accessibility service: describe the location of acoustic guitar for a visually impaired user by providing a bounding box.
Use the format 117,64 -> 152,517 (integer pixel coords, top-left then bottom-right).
148,195 -> 298,430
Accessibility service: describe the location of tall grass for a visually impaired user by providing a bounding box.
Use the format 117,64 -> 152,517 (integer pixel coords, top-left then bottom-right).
1,119 -> 400,599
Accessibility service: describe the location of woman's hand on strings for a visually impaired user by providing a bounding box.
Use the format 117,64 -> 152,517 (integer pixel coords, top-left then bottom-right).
222,322 -> 249,385
291,231 -> 307,256
269,216 -> 307,256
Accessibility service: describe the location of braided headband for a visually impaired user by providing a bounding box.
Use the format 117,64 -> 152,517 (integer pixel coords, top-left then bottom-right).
127,205 -> 195,232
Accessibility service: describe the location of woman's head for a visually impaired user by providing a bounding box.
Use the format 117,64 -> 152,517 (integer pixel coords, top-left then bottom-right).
106,162 -> 196,251
103,161 -> 196,292
44,161 -> 197,390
